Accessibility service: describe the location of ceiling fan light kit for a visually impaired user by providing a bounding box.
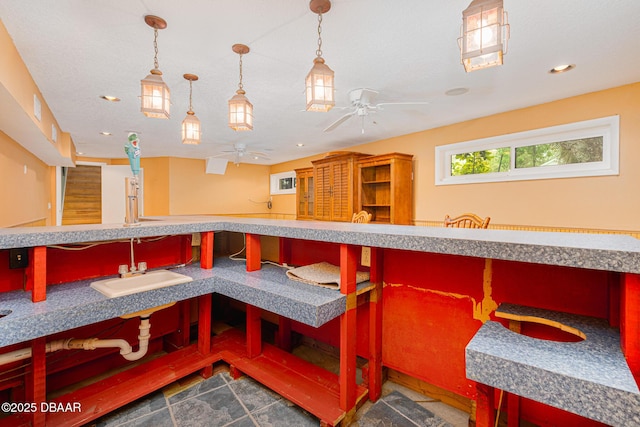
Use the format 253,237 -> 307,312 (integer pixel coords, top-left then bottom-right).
229,44 -> 254,131
140,15 -> 171,119
459,0 -> 510,72
305,0 -> 335,112
181,74 -> 201,145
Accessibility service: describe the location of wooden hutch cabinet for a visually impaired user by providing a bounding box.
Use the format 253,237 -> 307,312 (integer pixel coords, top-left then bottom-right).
294,167 -> 314,220
312,152 -> 370,222
357,153 -> 413,224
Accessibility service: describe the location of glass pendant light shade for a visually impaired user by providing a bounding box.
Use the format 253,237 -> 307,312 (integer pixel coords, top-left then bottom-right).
305,57 -> 335,112
182,112 -> 201,145
140,15 -> 170,118
141,70 -> 171,118
459,0 -> 509,72
305,0 -> 334,112
182,73 -> 201,144
228,90 -> 254,131
229,44 -> 253,131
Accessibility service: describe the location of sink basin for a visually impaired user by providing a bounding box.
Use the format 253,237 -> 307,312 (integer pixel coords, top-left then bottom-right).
90,270 -> 193,298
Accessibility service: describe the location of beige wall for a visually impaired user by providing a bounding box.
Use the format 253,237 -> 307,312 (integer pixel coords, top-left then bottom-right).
0,132 -> 52,227
272,83 -> 639,231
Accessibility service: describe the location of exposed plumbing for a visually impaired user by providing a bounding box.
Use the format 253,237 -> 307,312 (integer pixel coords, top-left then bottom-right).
0,316 -> 152,367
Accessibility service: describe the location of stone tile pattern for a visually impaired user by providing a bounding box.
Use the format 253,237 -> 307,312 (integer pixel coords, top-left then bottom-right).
358,391 -> 451,427
91,372 -> 319,427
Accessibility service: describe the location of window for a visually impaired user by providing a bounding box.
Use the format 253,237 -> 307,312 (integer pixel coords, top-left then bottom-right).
270,171 -> 297,195
436,116 -> 619,185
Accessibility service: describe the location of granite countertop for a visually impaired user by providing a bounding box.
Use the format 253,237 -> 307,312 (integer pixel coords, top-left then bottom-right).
0,258 -> 359,348
466,304 -> 640,425
1,216 -> 640,273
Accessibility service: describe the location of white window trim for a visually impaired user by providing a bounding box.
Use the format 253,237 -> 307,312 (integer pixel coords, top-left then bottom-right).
270,171 -> 297,195
435,115 -> 619,185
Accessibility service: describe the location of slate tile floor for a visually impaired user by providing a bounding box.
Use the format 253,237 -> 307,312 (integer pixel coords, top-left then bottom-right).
89,371 -> 468,427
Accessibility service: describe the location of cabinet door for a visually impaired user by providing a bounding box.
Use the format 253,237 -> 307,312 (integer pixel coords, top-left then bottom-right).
330,161 -> 351,221
297,175 -> 308,217
314,164 -> 332,220
307,175 -> 314,217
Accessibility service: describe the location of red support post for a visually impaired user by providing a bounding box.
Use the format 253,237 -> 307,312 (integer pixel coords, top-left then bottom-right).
507,392 -> 520,426
621,273 -> 640,381
246,233 -> 261,272
339,244 -> 357,413
474,383 -> 496,427
26,337 -> 47,427
279,237 -> 292,266
368,247 -> 383,401
27,246 -> 47,302
246,304 -> 262,358
198,294 -> 213,378
277,316 -> 292,352
200,231 -> 214,269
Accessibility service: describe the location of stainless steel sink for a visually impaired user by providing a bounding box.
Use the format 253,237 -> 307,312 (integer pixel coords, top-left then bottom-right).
90,270 -> 193,298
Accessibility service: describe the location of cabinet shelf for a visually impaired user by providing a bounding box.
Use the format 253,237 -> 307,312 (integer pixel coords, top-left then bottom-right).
357,153 -> 413,225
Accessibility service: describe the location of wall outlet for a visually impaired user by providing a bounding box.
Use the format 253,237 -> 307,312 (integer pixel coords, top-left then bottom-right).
361,246 -> 371,267
9,248 -> 29,269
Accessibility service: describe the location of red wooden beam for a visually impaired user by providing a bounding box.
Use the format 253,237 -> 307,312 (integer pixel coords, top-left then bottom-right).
198,294 -> 213,378
474,383 -> 496,427
621,273 -> 640,381
339,244 -> 357,414
200,231 -> 214,269
26,337 -> 46,427
27,246 -> 47,302
279,237 -> 292,266
277,316 -> 292,352
246,304 -> 262,358
508,392 -> 520,426
368,247 -> 383,401
246,233 -> 261,272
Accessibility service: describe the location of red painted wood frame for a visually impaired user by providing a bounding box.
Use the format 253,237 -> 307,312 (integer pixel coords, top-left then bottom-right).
622,273 -> 640,383
27,246 -> 47,302
200,231 -> 214,269
368,247 -> 383,401
339,244 -> 357,414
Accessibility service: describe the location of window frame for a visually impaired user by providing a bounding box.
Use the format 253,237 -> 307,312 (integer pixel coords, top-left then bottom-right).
435,115 -> 619,185
270,171 -> 297,195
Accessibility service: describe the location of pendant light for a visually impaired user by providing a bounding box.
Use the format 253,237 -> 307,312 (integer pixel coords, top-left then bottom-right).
228,44 -> 253,131
305,0 -> 334,112
458,0 -> 510,72
140,15 -> 171,118
181,74 -> 201,145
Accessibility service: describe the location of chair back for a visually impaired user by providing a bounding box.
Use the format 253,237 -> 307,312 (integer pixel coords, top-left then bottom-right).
444,213 -> 490,229
352,210 -> 373,223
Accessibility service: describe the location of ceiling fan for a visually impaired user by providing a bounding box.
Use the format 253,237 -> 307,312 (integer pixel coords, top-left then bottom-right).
323,88 -> 429,133
210,143 -> 270,165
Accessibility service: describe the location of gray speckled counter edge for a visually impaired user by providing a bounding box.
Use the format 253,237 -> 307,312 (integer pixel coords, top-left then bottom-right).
466,304 -> 640,426
1,216 -> 640,273
0,258 -> 351,348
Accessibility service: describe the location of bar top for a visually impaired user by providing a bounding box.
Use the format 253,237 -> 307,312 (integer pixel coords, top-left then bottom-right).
1,215 -> 640,273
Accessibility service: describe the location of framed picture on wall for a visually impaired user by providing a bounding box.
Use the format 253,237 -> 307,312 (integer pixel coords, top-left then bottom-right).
270,171 -> 296,195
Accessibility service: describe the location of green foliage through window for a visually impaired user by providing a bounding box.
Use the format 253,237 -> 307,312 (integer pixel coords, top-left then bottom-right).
515,137 -> 603,169
451,147 -> 510,176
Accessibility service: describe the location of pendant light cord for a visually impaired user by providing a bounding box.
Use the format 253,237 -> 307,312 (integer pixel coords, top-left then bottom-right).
238,53 -> 244,90
316,13 -> 323,57
188,80 -> 193,113
153,28 -> 160,70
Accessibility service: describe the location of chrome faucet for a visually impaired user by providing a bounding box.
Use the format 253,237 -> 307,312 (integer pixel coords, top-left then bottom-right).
118,238 -> 147,277
124,176 -> 141,227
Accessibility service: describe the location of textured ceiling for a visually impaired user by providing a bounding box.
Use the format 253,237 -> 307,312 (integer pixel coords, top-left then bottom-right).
1,0 -> 639,165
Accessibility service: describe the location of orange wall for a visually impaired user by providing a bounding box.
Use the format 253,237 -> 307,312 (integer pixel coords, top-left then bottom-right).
272,83 -> 640,231
166,158 -> 271,216
0,132 -> 52,227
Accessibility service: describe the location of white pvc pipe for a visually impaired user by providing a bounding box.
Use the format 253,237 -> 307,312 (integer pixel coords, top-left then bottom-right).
0,317 -> 152,366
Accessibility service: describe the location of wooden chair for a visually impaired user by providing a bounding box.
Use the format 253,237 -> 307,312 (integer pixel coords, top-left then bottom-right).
444,213 -> 490,229
352,210 -> 373,224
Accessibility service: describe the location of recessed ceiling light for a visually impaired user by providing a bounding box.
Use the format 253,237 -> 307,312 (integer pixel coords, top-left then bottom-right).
297,143 -> 305,147
445,87 -> 469,96
100,95 -> 121,102
99,131 -> 112,136
76,152 -> 84,155
549,64 -> 575,74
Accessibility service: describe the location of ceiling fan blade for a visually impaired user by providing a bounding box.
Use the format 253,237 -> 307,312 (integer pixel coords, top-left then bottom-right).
323,111 -> 357,132
375,101 -> 429,109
